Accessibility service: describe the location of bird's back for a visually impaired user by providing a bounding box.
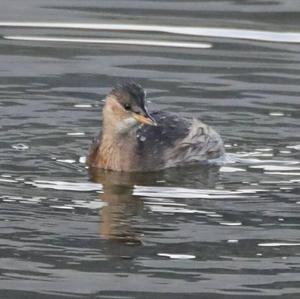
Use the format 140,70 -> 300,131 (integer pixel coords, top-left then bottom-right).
133,111 -> 224,171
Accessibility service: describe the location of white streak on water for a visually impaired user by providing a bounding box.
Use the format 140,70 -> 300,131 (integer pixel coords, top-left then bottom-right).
134,186 -> 262,199
146,200 -> 222,217
251,165 -> 300,171
148,205 -> 218,215
26,180 -> 102,192
1,194 -> 106,210
256,148 -> 273,152
74,104 -> 93,108
258,242 -> 300,247
220,166 -> 246,173
219,222 -> 242,226
2,22 -> 300,43
286,145 -> 300,150
0,178 -> 17,183
145,202 -> 186,207
269,112 -> 284,116
158,253 -> 195,259
79,156 -> 87,164
280,150 -> 292,154
71,200 -> 107,209
51,205 -> 75,210
56,159 -> 76,164
11,143 -> 29,151
220,153 -> 298,165
21,179 -> 266,199
20,197 -> 42,203
4,36 -> 212,49
266,172 -> 300,176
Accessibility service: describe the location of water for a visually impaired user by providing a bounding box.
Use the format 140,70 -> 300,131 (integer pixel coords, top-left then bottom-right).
1,0 -> 300,298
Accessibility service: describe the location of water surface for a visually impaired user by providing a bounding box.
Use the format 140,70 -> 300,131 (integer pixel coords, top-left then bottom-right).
0,0 -> 300,298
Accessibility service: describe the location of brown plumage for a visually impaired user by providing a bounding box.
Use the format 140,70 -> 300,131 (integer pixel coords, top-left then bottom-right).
87,82 -> 224,172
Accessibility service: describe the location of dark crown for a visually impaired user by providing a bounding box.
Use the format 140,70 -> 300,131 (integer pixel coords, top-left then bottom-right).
111,81 -> 145,103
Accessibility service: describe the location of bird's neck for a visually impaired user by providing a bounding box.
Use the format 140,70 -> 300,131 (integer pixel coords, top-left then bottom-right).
98,133 -> 121,171
99,118 -> 137,171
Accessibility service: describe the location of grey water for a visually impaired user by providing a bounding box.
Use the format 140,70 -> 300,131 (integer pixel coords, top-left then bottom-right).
1,0 -> 300,298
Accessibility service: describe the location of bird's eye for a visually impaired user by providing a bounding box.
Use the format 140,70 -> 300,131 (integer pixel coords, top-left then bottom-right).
124,103 -> 131,111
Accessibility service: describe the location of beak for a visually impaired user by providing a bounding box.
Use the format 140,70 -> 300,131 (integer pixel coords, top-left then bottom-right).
132,112 -> 157,126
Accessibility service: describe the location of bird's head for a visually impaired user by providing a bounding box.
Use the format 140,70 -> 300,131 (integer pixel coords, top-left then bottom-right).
103,81 -> 157,134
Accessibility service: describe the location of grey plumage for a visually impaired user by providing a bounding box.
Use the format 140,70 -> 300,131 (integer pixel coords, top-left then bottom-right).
133,111 -> 224,170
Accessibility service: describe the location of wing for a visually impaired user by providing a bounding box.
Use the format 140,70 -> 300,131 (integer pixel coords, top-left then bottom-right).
165,118 -> 224,167
135,111 -> 224,169
136,111 -> 190,150
134,111 -> 190,168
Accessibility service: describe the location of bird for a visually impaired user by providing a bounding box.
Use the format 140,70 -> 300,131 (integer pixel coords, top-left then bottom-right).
87,81 -> 224,172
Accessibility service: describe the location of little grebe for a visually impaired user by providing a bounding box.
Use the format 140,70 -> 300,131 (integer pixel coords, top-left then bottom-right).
87,82 -> 224,172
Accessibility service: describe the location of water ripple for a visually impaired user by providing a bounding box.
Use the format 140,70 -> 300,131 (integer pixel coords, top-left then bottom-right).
26,180 -> 101,192
258,242 -> 300,247
4,36 -> 212,49
1,22 -> 300,43
1,8 -> 300,297
24,179 -> 264,198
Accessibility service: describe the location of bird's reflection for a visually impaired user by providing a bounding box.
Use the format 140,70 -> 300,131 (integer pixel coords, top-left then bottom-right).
89,165 -> 220,245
